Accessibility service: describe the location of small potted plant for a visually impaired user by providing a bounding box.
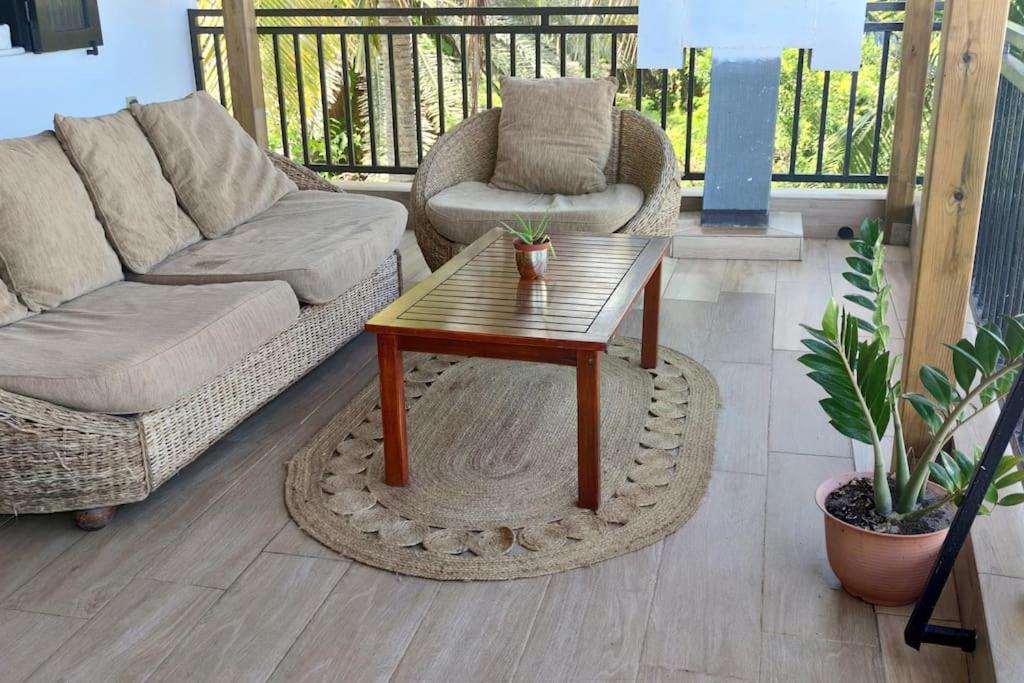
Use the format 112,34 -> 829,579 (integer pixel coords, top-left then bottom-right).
801,218 -> 1024,605
500,214 -> 554,280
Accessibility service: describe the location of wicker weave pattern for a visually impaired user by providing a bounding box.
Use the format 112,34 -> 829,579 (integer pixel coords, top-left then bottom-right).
411,107 -> 681,271
0,154 -> 400,515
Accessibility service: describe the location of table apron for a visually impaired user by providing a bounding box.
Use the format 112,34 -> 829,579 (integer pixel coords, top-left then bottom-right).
395,335 -> 582,367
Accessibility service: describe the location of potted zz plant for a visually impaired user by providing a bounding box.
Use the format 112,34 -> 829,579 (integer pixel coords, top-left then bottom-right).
501,214 -> 554,280
801,218 -> 1024,605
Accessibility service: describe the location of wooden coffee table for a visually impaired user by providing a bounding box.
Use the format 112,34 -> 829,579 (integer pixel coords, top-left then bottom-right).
365,228 -> 670,510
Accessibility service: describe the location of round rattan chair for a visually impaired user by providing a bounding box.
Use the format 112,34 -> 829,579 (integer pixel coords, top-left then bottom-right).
410,107 -> 682,271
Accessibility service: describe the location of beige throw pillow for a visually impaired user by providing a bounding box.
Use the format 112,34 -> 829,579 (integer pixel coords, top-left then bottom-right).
55,110 -> 202,274
0,281 -> 29,327
491,77 -> 618,195
0,132 -> 124,312
131,91 -> 297,238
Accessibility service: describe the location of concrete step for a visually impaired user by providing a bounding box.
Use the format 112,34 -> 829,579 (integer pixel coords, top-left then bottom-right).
671,211 -> 803,261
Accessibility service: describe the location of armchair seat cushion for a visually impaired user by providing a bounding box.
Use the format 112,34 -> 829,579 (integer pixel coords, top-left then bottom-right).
426,181 -> 644,246
134,190 -> 407,304
0,281 -> 299,414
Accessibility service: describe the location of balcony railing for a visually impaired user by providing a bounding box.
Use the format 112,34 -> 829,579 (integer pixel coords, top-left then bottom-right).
187,2 -> 939,185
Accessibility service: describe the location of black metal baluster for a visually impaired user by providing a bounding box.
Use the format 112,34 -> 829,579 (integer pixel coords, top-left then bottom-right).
816,71 -> 831,175
460,33 -> 468,119
510,32 -> 516,76
870,31 -> 892,177
188,13 -> 205,91
660,69 -> 668,129
559,32 -> 566,76
293,34 -> 310,165
789,49 -> 805,177
213,33 -> 228,107
535,32 -> 541,78
436,34 -> 446,134
685,49 -> 695,177
339,33 -> 354,167
412,34 -> 424,162
273,33 -> 289,158
362,33 -> 377,167
585,33 -> 592,78
387,33 -> 400,167
485,33 -> 493,108
843,70 -> 859,177
316,33 -> 332,168
610,33 -> 617,78
635,66 -> 643,111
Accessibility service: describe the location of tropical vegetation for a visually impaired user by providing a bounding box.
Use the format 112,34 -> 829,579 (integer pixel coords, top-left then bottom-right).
195,0 -> 954,186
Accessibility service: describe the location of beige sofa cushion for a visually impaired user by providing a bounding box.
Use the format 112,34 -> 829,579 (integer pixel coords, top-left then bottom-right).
427,180 -> 644,246
0,132 -> 124,312
0,281 -> 29,327
54,110 -> 202,274
135,190 -> 407,304
131,91 -> 297,238
0,280 -> 299,414
491,77 -> 618,195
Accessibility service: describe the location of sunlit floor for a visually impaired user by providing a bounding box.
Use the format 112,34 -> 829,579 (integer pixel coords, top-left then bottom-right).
0,234 -> 968,682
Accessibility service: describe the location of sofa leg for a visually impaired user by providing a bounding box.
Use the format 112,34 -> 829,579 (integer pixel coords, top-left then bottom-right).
73,506 -> 118,531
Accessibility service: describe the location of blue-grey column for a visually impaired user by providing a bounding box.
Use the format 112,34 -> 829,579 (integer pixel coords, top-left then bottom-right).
701,48 -> 782,227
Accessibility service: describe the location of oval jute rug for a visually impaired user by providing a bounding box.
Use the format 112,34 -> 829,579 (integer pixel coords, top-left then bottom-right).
285,337 -> 719,580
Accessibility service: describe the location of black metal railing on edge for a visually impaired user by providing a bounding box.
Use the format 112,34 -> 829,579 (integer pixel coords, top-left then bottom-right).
972,21 -> 1024,451
187,3 -> 939,184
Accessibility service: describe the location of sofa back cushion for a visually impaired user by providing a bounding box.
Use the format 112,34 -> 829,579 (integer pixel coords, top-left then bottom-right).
131,91 -> 297,238
0,281 -> 29,327
0,132 -> 124,312
490,77 -> 618,195
54,110 -> 202,274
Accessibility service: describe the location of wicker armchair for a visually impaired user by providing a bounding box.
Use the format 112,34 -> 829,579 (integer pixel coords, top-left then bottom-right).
411,107 -> 682,271
0,154 -> 402,527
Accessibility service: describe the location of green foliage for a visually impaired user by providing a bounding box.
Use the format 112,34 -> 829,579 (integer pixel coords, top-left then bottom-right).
499,214 -> 553,248
801,218 -> 1024,523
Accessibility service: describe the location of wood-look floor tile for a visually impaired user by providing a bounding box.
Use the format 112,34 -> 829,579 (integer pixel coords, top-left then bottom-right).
705,292 -> 775,365
977,573 -> 1024,682
876,614 -> 968,682
721,259 -> 777,294
777,239 -> 831,285
760,632 -> 883,683
637,665 -> 753,682
773,279 -> 832,352
769,351 -> 853,459
270,564 -> 439,683
618,299 -> 715,362
707,361 -> 770,476
150,553 -> 348,682
513,543 -> 662,682
141,452 -> 294,590
663,260 -> 724,302
763,452 -> 878,646
392,577 -> 550,682
640,471 -> 765,681
265,521 -> 347,561
0,514 -> 83,603
0,609 -> 84,682
28,578 -> 220,682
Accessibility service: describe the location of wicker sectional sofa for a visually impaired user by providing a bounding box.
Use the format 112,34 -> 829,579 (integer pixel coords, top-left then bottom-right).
0,94 -> 406,528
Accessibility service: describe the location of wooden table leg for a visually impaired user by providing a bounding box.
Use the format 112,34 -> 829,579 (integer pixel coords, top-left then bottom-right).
641,261 -> 662,369
577,349 -> 601,510
377,334 -> 409,486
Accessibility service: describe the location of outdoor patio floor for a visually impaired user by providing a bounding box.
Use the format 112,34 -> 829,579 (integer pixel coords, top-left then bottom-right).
0,233 -> 970,682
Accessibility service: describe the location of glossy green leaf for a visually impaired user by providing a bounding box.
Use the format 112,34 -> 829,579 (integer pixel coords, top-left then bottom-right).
906,393 -> 942,433
995,469 -> 1024,489
920,366 -> 956,408
846,256 -> 873,275
844,294 -> 876,311
1005,316 -> 1024,361
843,272 -> 873,293
821,298 -> 839,341
947,340 -> 982,392
975,324 -> 1008,374
998,493 -> 1024,507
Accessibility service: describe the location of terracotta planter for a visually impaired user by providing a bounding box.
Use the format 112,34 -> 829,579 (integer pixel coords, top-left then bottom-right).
815,471 -> 950,606
513,239 -> 550,280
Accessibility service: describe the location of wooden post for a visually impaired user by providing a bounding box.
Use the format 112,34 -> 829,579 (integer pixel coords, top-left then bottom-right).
883,0 -> 936,243
222,0 -> 268,147
900,0 -> 1011,454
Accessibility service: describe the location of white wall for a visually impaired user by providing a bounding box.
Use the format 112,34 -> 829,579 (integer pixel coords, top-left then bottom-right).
0,0 -> 198,138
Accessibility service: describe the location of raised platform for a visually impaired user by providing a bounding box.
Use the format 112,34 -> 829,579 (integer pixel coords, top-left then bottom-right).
671,211 -> 804,261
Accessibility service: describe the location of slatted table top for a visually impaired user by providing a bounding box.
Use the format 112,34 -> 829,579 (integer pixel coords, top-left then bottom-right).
366,228 -> 670,349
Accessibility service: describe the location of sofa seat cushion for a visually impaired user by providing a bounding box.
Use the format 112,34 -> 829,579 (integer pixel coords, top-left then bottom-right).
0,281 -> 299,414
426,181 -> 644,246
134,190 -> 408,304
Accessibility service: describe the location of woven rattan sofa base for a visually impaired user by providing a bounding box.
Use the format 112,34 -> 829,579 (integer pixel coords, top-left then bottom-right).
0,253 -> 401,516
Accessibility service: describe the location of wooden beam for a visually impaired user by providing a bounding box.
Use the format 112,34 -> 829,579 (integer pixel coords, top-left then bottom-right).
883,0 -> 937,244
900,0 -> 1011,454
222,0 -> 268,147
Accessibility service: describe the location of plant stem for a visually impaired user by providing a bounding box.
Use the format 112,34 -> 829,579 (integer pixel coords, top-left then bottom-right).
896,360 -> 1024,513
891,395 -> 910,494
895,493 -> 954,523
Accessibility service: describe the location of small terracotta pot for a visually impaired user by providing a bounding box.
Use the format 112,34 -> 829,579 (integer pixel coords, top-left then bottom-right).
513,239 -> 550,280
815,471 -> 950,606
